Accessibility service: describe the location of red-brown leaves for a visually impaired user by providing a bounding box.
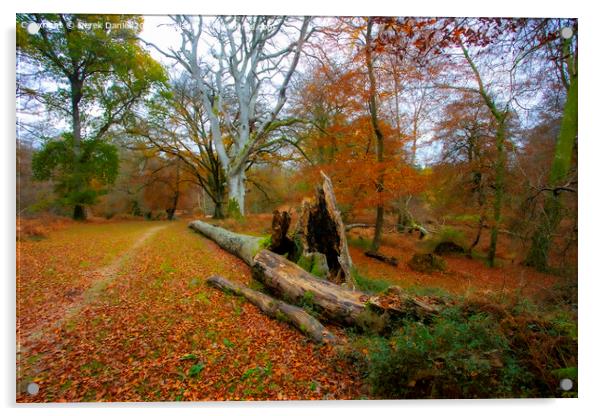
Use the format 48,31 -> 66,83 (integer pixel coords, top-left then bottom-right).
17,220 -> 363,402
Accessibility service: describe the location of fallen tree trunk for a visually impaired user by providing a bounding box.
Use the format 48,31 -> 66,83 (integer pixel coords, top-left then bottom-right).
253,249 -> 441,329
364,250 -> 399,266
189,172 -> 443,331
189,220 -> 263,266
189,220 -> 442,330
345,223 -> 375,231
206,275 -> 337,344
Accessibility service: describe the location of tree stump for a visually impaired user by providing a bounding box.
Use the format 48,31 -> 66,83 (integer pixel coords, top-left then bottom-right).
268,210 -> 295,256
294,171 -> 355,288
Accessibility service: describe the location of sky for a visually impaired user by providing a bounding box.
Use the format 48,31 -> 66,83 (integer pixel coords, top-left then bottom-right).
139,16 -> 183,65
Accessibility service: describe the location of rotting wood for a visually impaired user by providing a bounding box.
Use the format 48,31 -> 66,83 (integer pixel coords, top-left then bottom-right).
295,171 -> 355,288
252,249 -> 441,329
364,250 -> 399,266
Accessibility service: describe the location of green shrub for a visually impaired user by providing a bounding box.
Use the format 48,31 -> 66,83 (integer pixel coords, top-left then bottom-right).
297,253 -> 329,279
365,307 -> 534,398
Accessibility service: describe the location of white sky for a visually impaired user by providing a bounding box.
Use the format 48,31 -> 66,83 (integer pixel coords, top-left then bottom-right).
139,16 -> 183,65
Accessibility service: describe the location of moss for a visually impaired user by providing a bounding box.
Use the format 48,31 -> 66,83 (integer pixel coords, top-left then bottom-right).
227,198 -> 243,221
302,290 -> 315,306
274,310 -> 289,323
258,235 -> 271,249
296,253 -> 328,279
422,226 -> 467,255
250,235 -> 272,257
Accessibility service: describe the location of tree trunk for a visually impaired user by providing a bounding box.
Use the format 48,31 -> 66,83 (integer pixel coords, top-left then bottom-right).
252,249 -> 440,329
70,77 -> 83,151
167,161 -> 181,221
73,204 -> 86,221
469,215 -> 484,256
189,220 -> 442,330
206,275 -> 337,344
365,18 -> 385,253
227,170 -> 245,218
396,196 -> 412,232
487,120 -> 506,267
364,250 -> 398,266
345,223 -> 375,231
188,220 -> 262,266
525,56 -> 577,271
167,189 -> 180,221
295,171 -> 355,287
212,180 -> 226,219
213,201 -> 225,219
70,77 -> 85,221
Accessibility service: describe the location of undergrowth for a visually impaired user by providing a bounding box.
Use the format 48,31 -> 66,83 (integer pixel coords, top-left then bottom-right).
352,269 -> 391,294
340,288 -> 577,399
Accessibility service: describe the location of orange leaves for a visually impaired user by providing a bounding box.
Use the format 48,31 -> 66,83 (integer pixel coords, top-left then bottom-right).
17,220 -> 364,402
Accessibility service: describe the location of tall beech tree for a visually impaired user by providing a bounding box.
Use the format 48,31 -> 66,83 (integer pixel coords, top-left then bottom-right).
17,14 -> 166,219
146,16 -> 313,217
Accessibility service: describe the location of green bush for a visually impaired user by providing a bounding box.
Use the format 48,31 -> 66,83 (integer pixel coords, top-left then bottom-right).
365,307 -> 534,399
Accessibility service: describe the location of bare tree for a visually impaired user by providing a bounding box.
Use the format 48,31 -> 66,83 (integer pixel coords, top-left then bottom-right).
144,15 -> 313,216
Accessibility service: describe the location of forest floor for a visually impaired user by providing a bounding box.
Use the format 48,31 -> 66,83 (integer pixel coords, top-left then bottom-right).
16,215 -> 570,402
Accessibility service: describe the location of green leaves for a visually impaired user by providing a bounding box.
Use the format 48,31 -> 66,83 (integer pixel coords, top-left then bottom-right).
188,363 -> 205,378
31,134 -> 119,209
18,14 -> 166,216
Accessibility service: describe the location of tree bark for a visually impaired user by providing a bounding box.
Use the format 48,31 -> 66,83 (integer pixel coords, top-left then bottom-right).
365,18 -> 385,253
487,120 -> 506,267
206,275 -> 337,344
70,76 -> 86,220
188,220 -> 262,266
189,220 -> 442,330
345,223 -> 375,231
525,42 -> 578,271
252,249 -> 440,329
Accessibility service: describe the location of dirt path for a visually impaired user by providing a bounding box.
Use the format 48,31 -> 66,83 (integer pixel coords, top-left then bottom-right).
22,224 -> 168,347
17,223 -> 168,396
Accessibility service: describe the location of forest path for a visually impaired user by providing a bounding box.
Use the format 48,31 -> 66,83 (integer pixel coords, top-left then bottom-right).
17,220 -> 362,402
22,223 -> 168,347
